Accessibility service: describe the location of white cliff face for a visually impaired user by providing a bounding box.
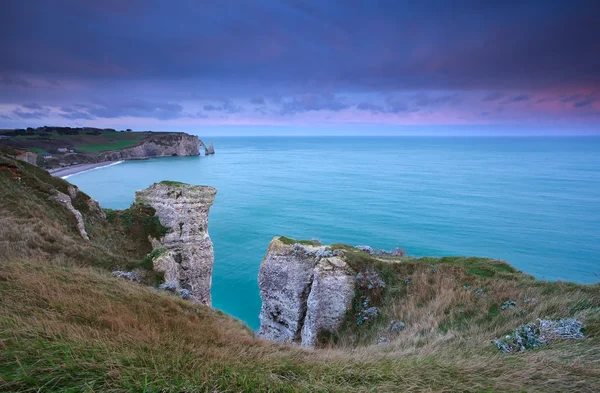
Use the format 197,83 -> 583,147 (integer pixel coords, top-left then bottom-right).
135,182 -> 217,306
258,240 -> 317,343
258,238 -> 356,346
100,134 -> 200,161
301,256 -> 355,346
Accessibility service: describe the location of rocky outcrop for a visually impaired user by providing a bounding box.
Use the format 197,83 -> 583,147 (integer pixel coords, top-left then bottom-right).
48,190 -> 89,240
258,238 -> 356,346
135,182 -> 217,306
16,151 -> 37,166
199,140 -> 215,155
301,256 -> 356,346
100,133 -> 200,161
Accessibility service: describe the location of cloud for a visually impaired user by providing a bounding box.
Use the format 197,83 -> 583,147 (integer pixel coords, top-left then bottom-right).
574,98 -> 594,108
2,1 -> 597,93
203,99 -> 243,114
510,95 -> 530,102
60,106 -> 95,120
13,105 -> 50,119
356,102 -> 385,113
250,96 -> 265,105
412,94 -> 459,107
87,100 -> 184,120
23,103 -> 43,110
55,100 -> 185,120
277,94 -> 350,115
0,75 -> 32,88
483,92 -> 505,102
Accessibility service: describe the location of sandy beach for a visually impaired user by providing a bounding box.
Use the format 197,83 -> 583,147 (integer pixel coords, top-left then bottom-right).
49,161 -> 123,178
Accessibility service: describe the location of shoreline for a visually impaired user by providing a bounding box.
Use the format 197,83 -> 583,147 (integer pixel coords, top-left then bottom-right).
49,161 -> 124,179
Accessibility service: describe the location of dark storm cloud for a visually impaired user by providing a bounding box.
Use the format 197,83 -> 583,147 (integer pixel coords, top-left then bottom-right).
1,0 -> 599,92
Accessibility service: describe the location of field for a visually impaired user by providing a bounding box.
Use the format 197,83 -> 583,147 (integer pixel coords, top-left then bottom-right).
1,127 -> 148,153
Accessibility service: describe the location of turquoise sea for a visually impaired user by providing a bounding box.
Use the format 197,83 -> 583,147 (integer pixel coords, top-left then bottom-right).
68,136 -> 600,329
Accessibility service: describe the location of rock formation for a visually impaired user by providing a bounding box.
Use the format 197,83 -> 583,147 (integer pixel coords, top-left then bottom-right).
199,140 -> 215,155
15,151 -> 37,166
101,133 -> 200,161
301,256 -> 356,346
48,190 -> 89,240
135,182 -> 217,306
258,238 -> 356,346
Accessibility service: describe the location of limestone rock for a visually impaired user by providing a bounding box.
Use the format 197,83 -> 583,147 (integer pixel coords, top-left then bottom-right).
152,249 -> 180,285
301,256 -> 355,346
258,237 -> 356,346
100,133 -> 200,161
48,190 -> 89,240
207,142 -> 215,154
86,197 -> 106,220
258,239 -> 317,343
15,151 -> 37,166
199,140 -> 215,155
135,182 -> 216,306
67,185 -> 78,199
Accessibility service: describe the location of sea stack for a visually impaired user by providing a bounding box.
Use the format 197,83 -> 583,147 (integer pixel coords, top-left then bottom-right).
136,182 -> 217,306
258,237 -> 356,346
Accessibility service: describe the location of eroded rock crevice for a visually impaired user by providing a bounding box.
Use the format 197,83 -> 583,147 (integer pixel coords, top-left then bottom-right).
258,238 -> 356,346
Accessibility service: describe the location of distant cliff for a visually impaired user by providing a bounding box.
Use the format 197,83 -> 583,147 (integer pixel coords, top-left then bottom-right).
0,127 -> 209,169
100,133 -> 200,161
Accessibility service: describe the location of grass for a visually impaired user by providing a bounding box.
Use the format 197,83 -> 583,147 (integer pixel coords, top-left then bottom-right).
0,153 -> 163,271
278,236 -> 317,246
27,147 -> 47,154
75,137 -> 144,152
2,153 -> 600,391
159,180 -> 189,187
2,257 -> 599,392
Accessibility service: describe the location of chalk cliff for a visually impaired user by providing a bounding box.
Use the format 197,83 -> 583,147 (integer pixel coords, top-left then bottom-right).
135,182 -> 217,306
258,237 -> 356,346
101,133 -> 200,161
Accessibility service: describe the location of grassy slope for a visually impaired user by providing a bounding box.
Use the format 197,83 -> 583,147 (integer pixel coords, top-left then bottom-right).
1,155 -> 600,392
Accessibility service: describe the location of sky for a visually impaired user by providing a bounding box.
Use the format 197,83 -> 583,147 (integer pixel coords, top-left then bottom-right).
0,0 -> 599,135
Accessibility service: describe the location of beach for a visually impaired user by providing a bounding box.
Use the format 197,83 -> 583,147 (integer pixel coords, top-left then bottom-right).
49,161 -> 123,179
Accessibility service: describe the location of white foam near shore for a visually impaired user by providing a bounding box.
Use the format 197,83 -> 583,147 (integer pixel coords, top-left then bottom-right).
52,161 -> 124,179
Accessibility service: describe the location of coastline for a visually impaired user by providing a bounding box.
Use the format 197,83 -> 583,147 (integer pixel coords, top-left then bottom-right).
49,161 -> 123,179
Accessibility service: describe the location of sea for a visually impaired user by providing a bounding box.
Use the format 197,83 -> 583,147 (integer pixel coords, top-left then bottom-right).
67,136 -> 600,330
